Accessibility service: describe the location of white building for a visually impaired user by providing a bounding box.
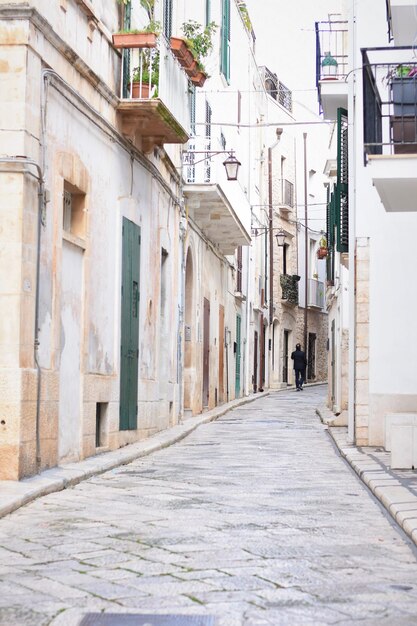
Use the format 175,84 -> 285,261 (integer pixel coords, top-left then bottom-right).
0,0 -> 265,479
319,0 -> 417,464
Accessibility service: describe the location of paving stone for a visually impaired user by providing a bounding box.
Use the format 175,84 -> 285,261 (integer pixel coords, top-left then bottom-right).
1,388 -> 417,625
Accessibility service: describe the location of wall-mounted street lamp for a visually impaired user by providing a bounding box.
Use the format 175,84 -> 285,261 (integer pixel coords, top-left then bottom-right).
275,228 -> 286,247
182,149 -> 241,181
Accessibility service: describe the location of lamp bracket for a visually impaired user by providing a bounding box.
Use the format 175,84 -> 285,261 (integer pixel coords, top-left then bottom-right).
182,150 -> 235,167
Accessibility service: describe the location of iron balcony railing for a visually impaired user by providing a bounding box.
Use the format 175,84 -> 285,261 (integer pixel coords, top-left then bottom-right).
120,35 -> 190,134
260,66 -> 293,113
363,48 -> 417,158
315,20 -> 348,89
308,278 -> 325,309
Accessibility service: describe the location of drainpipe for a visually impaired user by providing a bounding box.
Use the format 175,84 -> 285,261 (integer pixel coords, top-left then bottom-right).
267,129 -> 283,392
0,156 -> 46,470
303,133 -> 308,357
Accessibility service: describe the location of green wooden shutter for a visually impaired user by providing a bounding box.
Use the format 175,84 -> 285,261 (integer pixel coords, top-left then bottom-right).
221,0 -> 231,83
336,107 -> 348,253
205,0 -> 211,26
163,0 -> 173,39
122,2 -> 132,98
235,314 -> 241,396
120,218 -> 141,431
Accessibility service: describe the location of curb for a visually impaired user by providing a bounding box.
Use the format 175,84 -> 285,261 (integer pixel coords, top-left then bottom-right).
0,391 -> 271,520
324,423 -> 417,548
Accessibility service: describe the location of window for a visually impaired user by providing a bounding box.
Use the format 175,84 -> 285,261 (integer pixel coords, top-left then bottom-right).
63,183 -> 86,239
221,0 -> 231,82
283,244 -> 288,275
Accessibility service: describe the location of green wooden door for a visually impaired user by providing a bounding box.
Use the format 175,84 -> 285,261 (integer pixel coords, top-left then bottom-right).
235,314 -> 241,397
120,217 -> 141,430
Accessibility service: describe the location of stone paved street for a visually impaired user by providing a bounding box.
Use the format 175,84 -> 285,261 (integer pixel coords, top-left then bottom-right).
1,386 -> 417,626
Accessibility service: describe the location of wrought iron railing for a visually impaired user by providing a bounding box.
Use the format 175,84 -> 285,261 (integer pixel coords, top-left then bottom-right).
363,48 -> 417,158
308,279 -> 325,308
260,66 -> 293,113
315,20 -> 348,85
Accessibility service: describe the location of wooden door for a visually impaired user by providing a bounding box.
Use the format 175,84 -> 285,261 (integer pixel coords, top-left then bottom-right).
253,331 -> 258,392
235,314 -> 241,397
283,329 -> 289,383
119,218 -> 141,430
203,298 -> 210,407
219,305 -> 225,403
259,314 -> 265,392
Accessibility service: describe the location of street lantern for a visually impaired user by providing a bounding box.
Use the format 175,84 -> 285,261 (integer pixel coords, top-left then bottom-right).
275,228 -> 286,247
223,153 -> 241,181
321,51 -> 338,78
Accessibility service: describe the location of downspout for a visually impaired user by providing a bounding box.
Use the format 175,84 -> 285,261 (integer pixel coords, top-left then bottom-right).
0,156 -> 45,470
268,129 -> 283,389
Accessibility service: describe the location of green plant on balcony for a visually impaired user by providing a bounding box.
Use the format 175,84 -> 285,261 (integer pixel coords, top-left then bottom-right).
181,20 -> 217,69
131,50 -> 159,98
115,0 -> 161,36
237,1 -> 253,32
280,274 -> 299,305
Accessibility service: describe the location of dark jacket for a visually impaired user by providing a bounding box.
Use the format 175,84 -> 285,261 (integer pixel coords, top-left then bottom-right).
291,349 -> 307,371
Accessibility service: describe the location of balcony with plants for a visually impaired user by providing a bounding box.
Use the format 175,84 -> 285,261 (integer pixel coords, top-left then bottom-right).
315,19 -> 348,120
113,2 -> 215,151
280,273 -> 300,306
182,136 -> 251,255
363,48 -> 417,211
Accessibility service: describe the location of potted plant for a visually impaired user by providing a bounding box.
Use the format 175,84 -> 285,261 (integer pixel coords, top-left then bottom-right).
391,64 -> 417,116
171,20 -> 217,87
317,235 -> 328,259
113,0 -> 160,49
130,51 -> 159,99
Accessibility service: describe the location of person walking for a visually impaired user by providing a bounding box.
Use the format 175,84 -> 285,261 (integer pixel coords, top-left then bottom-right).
291,343 -> 307,391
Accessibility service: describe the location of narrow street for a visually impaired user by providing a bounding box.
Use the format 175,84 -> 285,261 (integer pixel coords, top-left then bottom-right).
1,387 -> 417,626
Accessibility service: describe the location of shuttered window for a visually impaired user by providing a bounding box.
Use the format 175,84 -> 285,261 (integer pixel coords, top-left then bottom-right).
336,107 -> 348,253
221,0 -> 231,82
236,246 -> 243,292
205,0 -> 211,26
163,0 -> 173,39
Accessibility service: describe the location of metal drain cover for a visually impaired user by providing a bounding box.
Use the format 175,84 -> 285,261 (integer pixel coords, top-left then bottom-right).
80,615 -> 215,626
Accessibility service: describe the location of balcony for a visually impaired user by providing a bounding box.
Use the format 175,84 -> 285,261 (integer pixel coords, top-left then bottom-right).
387,0 -> 417,46
280,274 -> 299,306
363,48 -> 417,211
278,179 -> 295,215
315,20 -> 348,120
183,137 -> 251,255
308,278 -> 325,309
260,66 -> 293,113
115,35 -> 190,151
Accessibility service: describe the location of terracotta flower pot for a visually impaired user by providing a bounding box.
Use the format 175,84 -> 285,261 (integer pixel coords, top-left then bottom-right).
112,32 -> 157,49
170,37 -> 195,69
185,59 -> 200,79
190,71 -> 207,88
130,82 -> 151,99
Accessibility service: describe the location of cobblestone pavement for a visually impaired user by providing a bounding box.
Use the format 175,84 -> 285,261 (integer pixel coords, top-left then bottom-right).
1,387 -> 417,626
